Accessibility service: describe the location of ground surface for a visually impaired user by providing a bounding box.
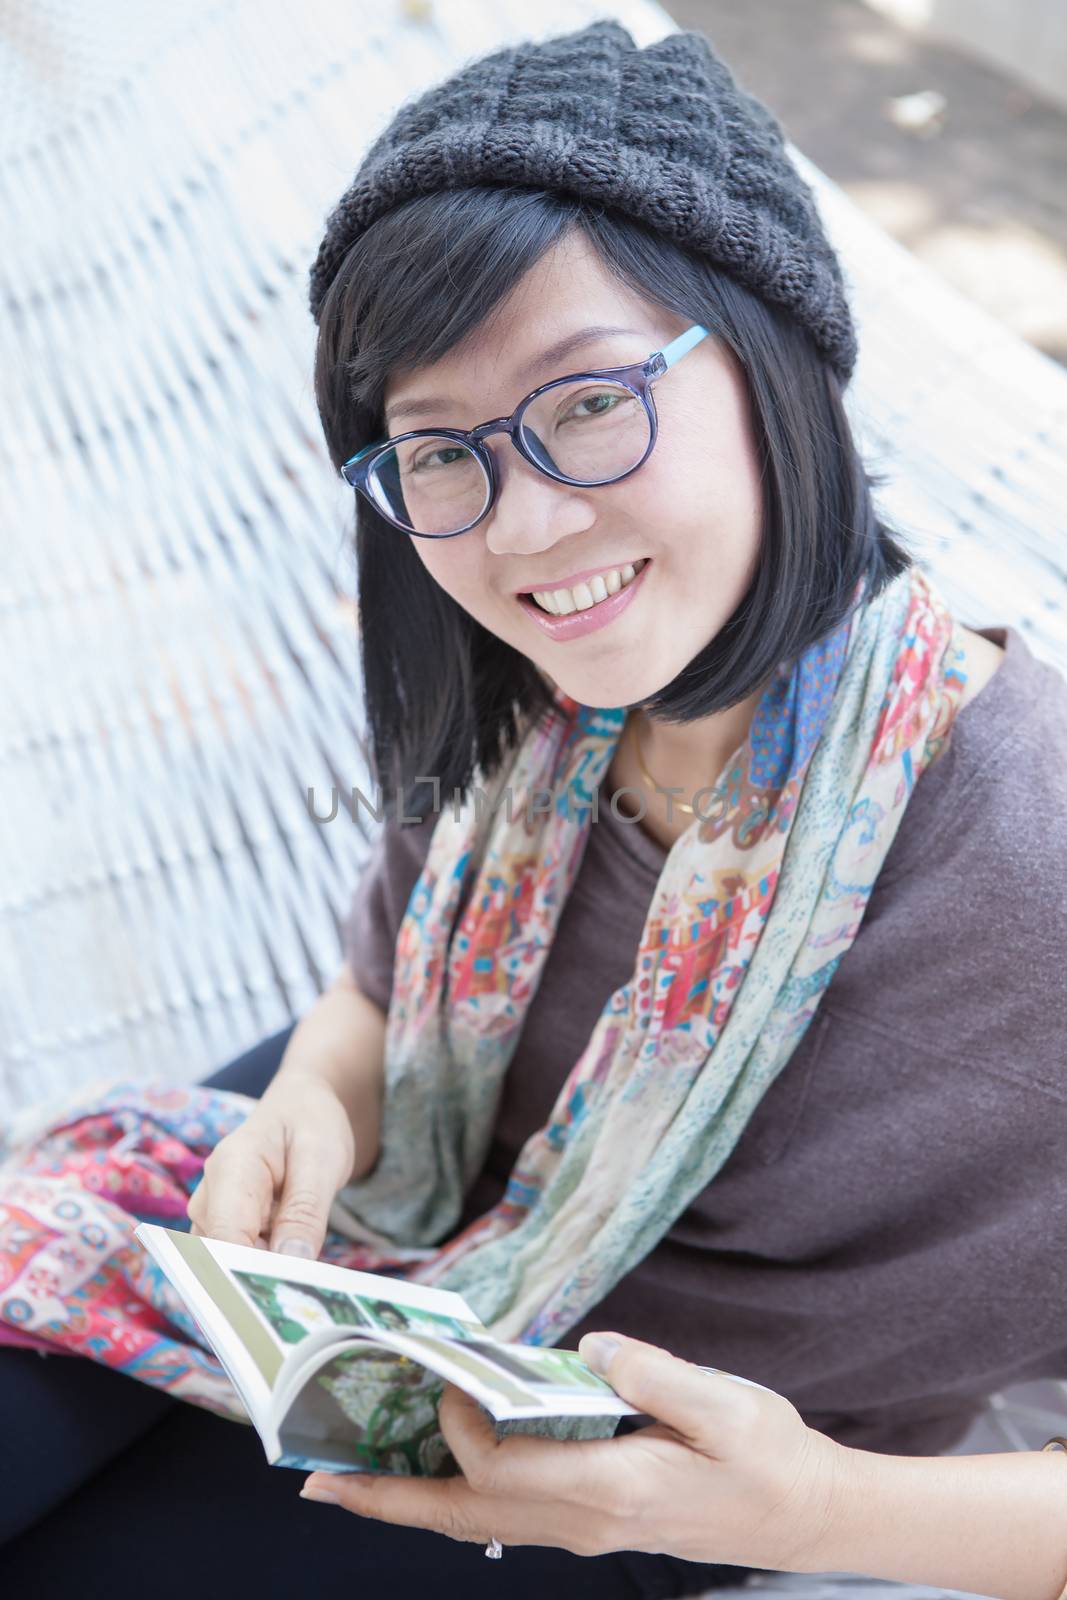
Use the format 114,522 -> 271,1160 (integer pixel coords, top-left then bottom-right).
663,0 -> 1067,367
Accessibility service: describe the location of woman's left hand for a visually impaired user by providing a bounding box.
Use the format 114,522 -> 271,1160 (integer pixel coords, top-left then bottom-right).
299,1331 -> 849,1570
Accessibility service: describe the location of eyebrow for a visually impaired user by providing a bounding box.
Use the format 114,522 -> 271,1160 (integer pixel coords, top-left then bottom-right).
382,324 -> 646,429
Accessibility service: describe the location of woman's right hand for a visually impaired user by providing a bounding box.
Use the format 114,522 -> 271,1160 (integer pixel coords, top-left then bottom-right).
187,1074 -> 357,1259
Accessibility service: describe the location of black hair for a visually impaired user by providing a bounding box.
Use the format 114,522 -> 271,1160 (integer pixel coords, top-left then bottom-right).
313,186 -> 911,824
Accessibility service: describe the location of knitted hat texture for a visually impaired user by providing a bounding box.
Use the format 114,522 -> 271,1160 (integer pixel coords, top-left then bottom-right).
308,20 -> 857,382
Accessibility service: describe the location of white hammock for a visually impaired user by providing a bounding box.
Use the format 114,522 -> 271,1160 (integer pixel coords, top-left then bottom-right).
2,4 -> 1065,1587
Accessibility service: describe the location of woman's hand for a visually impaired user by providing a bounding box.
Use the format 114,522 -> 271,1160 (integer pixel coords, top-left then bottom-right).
299,1331 -> 847,1571
187,1074 -> 356,1258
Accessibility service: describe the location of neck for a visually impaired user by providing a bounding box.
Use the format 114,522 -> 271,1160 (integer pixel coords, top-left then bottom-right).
603,682 -> 771,852
630,683 -> 766,800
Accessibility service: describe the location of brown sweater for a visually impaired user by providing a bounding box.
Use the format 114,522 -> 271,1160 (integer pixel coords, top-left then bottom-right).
342,624 -> 1067,1457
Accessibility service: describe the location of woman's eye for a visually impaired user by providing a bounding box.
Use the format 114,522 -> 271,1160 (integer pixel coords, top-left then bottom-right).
412,446 -> 468,472
562,392 -> 622,422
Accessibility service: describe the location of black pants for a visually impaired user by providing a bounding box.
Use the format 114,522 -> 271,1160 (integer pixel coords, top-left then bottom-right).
0,1023 -> 760,1599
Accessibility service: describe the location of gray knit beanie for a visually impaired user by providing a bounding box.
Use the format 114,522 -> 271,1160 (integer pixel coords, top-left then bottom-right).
308,19 -> 858,383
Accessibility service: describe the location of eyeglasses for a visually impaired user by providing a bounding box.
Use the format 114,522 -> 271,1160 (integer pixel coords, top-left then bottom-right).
339,323 -> 710,538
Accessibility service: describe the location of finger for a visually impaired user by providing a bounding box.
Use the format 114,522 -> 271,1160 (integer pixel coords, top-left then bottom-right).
435,1385 -> 506,1490
302,1471 -> 488,1543
267,1134 -> 340,1258
437,1384 -> 570,1499
578,1332 -> 756,1449
437,1382 -> 633,1511
300,1470 -> 605,1555
193,1138 -> 276,1249
437,1384 -> 496,1452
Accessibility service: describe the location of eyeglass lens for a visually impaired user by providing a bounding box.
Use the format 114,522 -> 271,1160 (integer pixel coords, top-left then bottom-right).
367,379 -> 652,535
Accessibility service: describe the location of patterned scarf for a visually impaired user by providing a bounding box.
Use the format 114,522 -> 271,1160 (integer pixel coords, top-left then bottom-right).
0,563 -> 968,1433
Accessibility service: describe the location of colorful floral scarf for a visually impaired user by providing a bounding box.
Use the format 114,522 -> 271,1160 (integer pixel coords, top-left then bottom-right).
0,563 -> 968,1425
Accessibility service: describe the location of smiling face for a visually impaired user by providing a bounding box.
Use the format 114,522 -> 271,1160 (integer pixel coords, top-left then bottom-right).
381,229 -> 764,711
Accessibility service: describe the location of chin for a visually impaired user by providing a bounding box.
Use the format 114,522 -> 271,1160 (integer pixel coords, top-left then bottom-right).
548,673 -> 664,711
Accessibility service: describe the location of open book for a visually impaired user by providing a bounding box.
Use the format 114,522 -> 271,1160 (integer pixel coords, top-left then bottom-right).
137,1223 -> 775,1477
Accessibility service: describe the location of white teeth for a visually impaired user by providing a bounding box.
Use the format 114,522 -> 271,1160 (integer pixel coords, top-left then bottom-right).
531,560 -> 647,616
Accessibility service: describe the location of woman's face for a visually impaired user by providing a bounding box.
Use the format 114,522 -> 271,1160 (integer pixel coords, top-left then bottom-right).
381,231 -> 763,710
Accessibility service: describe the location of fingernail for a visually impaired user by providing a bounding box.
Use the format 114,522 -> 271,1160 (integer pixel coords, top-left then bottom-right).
579,1334 -> 622,1376
277,1238 -> 314,1258
300,1478 -> 340,1505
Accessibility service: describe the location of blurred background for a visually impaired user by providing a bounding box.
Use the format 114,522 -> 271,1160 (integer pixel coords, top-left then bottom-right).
667,0 -> 1067,367
1,0 -> 1064,1109
1,0 -> 1066,1521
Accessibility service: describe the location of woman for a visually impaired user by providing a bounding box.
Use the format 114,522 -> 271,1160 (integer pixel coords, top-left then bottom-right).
3,21 -> 1067,1600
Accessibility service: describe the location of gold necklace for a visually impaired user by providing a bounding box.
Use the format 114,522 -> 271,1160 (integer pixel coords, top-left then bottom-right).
629,713 -> 714,818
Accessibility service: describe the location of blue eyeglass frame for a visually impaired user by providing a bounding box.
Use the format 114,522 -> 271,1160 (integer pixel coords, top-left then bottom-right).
339,323 -> 710,539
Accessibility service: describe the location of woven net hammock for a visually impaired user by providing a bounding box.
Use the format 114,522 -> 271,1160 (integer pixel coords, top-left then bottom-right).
3,2 -> 1067,1568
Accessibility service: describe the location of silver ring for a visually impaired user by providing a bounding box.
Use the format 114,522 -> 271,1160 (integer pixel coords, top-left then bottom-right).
484,1537 -> 504,1559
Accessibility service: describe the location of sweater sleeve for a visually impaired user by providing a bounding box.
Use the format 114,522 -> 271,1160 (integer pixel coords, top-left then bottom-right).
340,812 -> 439,1013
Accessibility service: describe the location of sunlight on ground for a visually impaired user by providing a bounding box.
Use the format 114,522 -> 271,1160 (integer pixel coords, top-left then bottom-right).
845,182 -> 1067,358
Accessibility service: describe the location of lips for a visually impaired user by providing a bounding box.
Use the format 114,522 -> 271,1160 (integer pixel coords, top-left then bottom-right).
515,555 -> 652,641
514,559 -> 651,598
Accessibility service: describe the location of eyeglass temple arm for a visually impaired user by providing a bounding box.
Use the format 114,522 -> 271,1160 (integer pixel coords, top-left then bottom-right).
659,324 -> 710,369
343,323 -> 712,477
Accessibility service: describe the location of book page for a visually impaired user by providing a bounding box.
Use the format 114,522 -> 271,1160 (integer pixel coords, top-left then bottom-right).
135,1223 -> 277,1426
136,1227 -> 486,1426
275,1339 -> 448,1474
270,1328 -> 637,1476
365,1332 -> 640,1421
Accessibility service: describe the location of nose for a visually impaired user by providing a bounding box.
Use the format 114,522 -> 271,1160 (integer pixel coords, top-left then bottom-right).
480,437 -> 596,559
